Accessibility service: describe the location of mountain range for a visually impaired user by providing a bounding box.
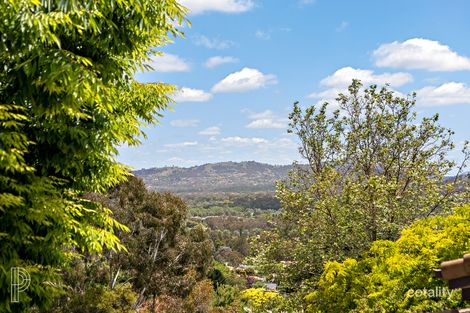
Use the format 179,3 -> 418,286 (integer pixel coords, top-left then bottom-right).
133,161 -> 292,194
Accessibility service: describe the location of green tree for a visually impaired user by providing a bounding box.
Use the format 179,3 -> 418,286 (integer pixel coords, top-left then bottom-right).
88,176 -> 213,311
254,80 -> 470,288
0,0 -> 187,311
306,203 -> 470,313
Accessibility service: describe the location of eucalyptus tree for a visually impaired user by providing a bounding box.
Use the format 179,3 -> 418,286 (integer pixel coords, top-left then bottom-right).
0,0 -> 187,311
87,176 -> 213,312
50,177 -> 212,312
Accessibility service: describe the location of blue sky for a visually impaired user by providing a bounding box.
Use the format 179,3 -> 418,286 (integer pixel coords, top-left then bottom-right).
118,0 -> 470,170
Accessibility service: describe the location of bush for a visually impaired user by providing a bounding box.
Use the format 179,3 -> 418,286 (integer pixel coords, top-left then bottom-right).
213,285 -> 240,308
240,288 -> 284,312
306,204 -> 470,312
50,283 -> 137,313
208,261 -> 245,289
185,279 -> 215,313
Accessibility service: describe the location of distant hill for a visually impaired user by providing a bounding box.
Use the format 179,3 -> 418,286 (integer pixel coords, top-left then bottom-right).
133,161 -> 292,194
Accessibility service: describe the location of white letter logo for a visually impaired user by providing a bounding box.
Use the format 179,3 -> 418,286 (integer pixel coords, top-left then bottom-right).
11,267 -> 30,303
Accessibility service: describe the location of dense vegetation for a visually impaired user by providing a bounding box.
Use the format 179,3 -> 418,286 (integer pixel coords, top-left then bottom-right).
49,176 -> 213,312
306,203 -> 470,313
0,0 -> 186,311
2,0 -> 470,312
254,81 -> 470,290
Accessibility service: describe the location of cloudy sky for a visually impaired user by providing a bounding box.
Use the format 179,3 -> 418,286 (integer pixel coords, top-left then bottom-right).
119,0 -> 470,169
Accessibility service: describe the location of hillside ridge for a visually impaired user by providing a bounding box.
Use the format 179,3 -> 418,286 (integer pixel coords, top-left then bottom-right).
133,161 -> 293,193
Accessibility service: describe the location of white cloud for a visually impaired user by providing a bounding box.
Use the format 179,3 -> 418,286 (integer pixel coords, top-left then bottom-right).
244,109 -> 276,119
320,67 -> 412,88
221,136 -> 268,145
199,126 -> 221,135
179,0 -> 254,14
244,110 -> 287,129
204,56 -> 238,68
246,119 -> 285,129
255,28 -> 291,40
255,30 -> 271,40
193,35 -> 234,49
164,141 -> 199,148
212,67 -> 277,93
309,67 -> 412,100
173,87 -> 213,102
416,82 -> 470,106
170,119 -> 200,127
257,137 -> 297,151
308,88 -> 342,100
373,38 -> 470,71
167,157 -> 199,165
149,53 -> 190,73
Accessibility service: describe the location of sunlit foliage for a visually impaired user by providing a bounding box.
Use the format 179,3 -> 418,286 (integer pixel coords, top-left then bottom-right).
0,0 -> 187,311
306,204 -> 470,312
255,80 -> 470,288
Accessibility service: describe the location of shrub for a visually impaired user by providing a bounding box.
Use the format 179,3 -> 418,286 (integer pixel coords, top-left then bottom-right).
306,204 -> 470,312
240,288 -> 284,312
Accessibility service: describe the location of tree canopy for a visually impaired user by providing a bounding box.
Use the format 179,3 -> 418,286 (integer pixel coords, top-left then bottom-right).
51,176 -> 213,312
254,80 -> 470,289
0,0 -> 187,311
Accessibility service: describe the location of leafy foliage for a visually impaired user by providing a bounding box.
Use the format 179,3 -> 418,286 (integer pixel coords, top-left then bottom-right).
254,80 -> 470,288
306,203 -> 470,313
208,261 -> 246,290
50,282 -> 137,313
213,284 -> 240,308
240,288 -> 284,312
0,0 -> 187,310
71,176 -> 211,311
185,279 -> 216,313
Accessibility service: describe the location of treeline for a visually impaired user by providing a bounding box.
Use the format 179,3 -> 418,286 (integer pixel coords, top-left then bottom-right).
185,192 -> 281,212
